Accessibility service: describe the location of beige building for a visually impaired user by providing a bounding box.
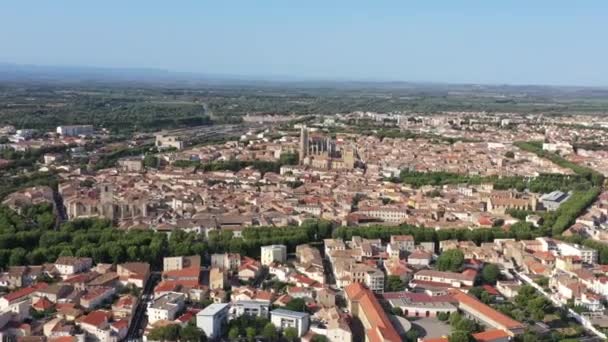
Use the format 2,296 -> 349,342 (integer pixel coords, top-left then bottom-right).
163,255 -> 201,272
209,267 -> 226,290
260,245 -> 287,266
155,133 -> 184,150
117,157 -> 144,172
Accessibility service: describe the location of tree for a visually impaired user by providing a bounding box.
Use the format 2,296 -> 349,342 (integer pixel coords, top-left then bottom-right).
283,327 -> 298,342
9,247 -> 27,266
262,323 -> 278,342
386,275 -> 406,292
504,151 -> 515,158
436,249 -> 464,272
437,312 -> 450,321
147,325 -> 181,341
181,323 -> 206,342
449,331 -> 471,342
481,264 -> 500,284
311,336 -> 329,342
246,327 -> 256,342
391,307 -> 403,316
285,298 -> 307,312
228,327 -> 240,340
405,329 -> 420,342
143,154 -> 159,168
108,244 -> 125,264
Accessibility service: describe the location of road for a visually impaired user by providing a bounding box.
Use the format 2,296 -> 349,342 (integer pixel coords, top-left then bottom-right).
52,189 -> 68,229
125,272 -> 161,341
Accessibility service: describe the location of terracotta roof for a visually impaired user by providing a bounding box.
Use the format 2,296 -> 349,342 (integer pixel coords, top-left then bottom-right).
472,329 -> 510,342
49,337 -> 78,342
344,283 -> 401,342
422,338 -> 449,342
449,289 -> 524,331
114,295 -> 136,308
80,310 -> 109,328
163,266 -> 200,280
111,319 -> 129,330
3,282 -> 48,302
119,262 -> 150,276
32,297 -> 54,311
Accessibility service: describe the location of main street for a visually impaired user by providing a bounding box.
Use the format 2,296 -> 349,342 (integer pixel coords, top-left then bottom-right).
125,272 -> 161,341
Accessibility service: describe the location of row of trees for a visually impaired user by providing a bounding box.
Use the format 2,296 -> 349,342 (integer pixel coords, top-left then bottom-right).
147,321 -> 205,342
92,143 -> 155,170
496,285 -> 554,322
0,171 -> 58,200
0,144 -> 73,171
515,141 -> 605,187
397,169 -> 595,193
0,203 -> 333,270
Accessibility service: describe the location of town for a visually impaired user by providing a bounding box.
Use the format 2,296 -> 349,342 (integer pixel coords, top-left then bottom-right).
0,109 -> 607,342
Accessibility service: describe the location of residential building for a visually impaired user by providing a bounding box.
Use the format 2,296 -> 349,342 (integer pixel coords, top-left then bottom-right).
270,309 -> 311,337
196,303 -> 229,340
231,300 -> 270,318
147,292 -> 186,324
163,255 -> 201,272
116,262 -> 150,288
261,245 -> 287,266
390,235 -> 415,252
210,253 -> 241,271
209,267 -> 226,290
407,250 -> 433,266
56,125 -> 94,137
54,257 -> 93,277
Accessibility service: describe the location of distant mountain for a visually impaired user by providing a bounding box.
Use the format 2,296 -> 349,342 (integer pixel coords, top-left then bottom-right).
0,62 -> 607,98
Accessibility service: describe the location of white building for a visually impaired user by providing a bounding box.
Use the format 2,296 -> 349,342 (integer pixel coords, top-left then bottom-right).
230,300 -> 270,319
270,309 -> 310,337
557,242 -> 598,264
261,245 -> 287,266
147,292 -> 185,324
54,257 -> 93,277
56,125 -> 94,137
155,133 -> 184,150
196,303 -> 229,340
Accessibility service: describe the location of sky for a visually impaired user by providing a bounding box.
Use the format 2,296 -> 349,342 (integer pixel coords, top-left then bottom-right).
1,0 -> 607,86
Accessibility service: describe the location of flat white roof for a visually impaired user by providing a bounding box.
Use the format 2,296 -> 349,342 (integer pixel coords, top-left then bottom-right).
198,303 -> 229,316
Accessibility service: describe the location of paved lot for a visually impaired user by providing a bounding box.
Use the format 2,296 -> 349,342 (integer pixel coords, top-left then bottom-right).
410,317 -> 452,339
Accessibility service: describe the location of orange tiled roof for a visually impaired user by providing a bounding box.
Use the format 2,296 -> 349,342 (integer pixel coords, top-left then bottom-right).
32,297 -> 54,311
163,266 -> 200,279
472,329 -> 510,342
449,289 -> 524,331
80,310 -> 109,328
344,283 -> 401,342
3,282 -> 48,302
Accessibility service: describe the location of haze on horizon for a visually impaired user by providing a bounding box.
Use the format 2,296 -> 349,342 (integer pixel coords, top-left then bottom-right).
1,0 -> 607,87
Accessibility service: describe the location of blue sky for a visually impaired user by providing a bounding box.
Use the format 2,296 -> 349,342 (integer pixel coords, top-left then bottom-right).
1,1 -> 607,86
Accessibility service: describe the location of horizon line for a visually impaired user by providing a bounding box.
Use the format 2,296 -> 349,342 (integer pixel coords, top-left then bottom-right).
1,61 -> 607,90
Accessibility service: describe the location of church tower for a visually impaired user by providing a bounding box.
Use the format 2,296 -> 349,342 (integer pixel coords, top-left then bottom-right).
299,126 -> 309,164
99,182 -> 114,204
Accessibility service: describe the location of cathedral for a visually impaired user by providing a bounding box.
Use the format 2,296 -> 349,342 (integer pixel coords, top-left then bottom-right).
298,126 -> 357,170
